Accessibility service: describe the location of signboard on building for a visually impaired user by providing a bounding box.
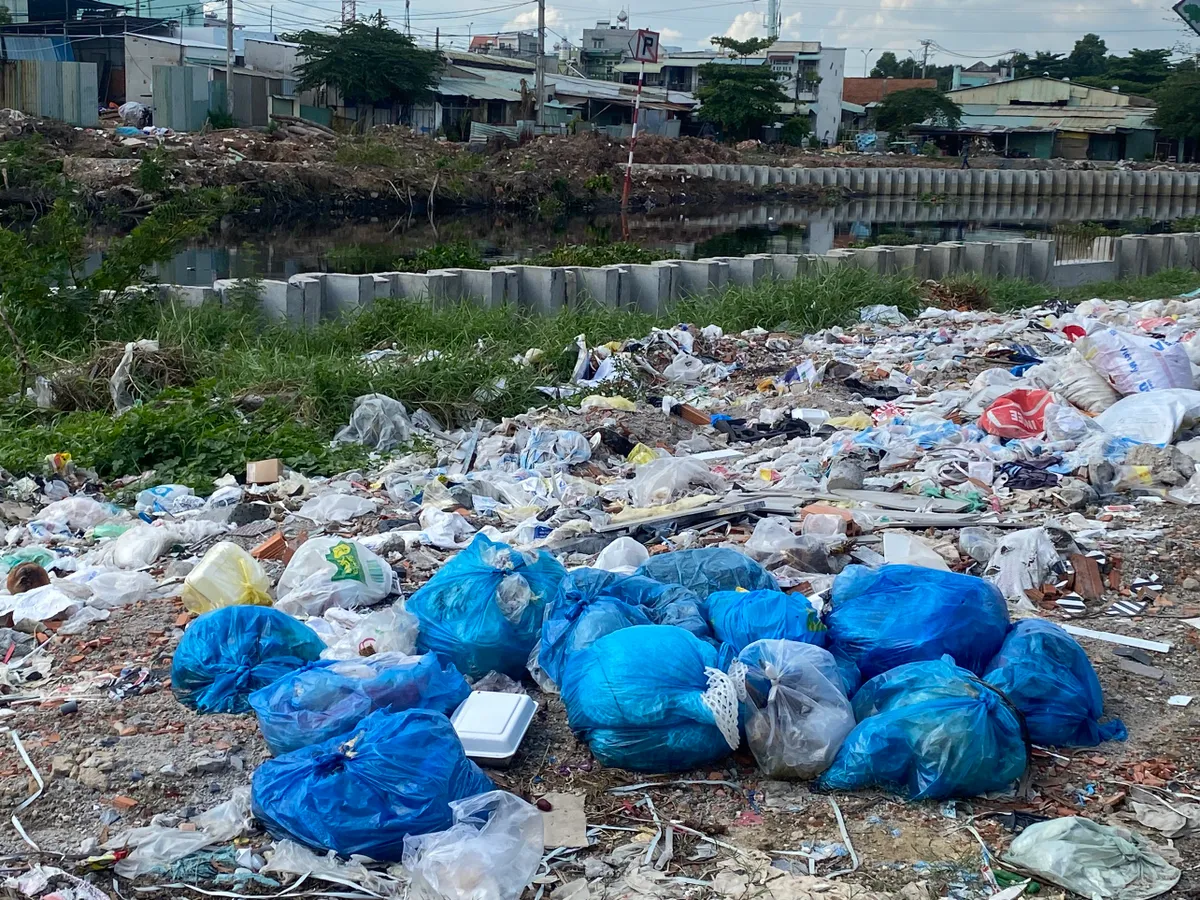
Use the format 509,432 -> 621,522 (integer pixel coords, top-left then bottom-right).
1174,0 -> 1200,36
630,29 -> 660,63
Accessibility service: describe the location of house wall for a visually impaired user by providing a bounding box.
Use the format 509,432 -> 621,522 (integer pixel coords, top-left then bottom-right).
949,77 -> 1132,108
1125,129 -> 1155,161
243,38 -> 298,76
813,47 -> 844,145
1007,132 -> 1053,158
125,33 -> 225,109
0,59 -> 97,125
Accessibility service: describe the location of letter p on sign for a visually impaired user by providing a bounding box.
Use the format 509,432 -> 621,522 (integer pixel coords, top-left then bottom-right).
631,29 -> 660,63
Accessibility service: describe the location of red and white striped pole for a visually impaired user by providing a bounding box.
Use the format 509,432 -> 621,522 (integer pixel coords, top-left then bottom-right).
620,59 -> 645,209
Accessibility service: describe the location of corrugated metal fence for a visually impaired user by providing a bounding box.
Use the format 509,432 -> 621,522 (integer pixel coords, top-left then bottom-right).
0,60 -> 98,126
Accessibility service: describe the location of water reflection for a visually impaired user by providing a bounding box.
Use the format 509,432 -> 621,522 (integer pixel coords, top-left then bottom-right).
89,193 -> 1200,286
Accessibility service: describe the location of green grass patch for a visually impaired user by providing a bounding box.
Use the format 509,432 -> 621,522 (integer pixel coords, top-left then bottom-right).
333,138 -> 403,167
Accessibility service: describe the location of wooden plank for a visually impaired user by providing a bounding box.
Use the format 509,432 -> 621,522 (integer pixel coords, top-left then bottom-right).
1070,552 -> 1105,602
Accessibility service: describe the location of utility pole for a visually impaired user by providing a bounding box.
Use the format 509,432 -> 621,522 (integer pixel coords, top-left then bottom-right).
766,0 -> 778,40
340,0 -> 355,23
435,26 -> 439,49
404,0 -> 410,35
269,4 -> 273,30
535,0 -> 545,126
225,0 -> 234,121
919,38 -> 933,79
178,14 -> 184,64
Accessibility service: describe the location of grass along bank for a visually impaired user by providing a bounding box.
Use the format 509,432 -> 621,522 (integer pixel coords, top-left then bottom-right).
3,263 -> 1200,489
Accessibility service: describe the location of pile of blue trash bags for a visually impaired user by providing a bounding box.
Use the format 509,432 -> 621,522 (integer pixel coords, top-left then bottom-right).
167,536 -> 1127,862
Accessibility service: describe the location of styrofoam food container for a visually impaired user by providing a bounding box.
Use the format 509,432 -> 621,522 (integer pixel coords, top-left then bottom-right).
451,691 -> 538,767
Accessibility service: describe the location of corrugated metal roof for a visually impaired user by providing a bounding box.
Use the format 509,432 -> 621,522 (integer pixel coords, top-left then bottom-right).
2,36 -> 72,61
437,76 -> 521,102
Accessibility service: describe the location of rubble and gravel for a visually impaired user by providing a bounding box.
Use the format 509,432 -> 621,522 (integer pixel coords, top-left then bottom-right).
2,290 -> 1200,900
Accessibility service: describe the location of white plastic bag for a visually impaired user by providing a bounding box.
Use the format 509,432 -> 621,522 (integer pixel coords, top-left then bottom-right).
403,791 -> 544,900
420,508 -> 477,550
882,532 -> 949,571
1003,816 -> 1180,900
1095,388 -> 1200,445
627,457 -> 726,507
135,484 -> 194,515
744,516 -> 806,560
35,496 -> 119,531
1077,328 -> 1193,395
663,354 -> 706,384
320,602 -> 419,659
732,640 -> 855,779
1044,402 -> 1102,443
1,582 -> 91,632
593,536 -> 649,574
983,527 -> 1060,609
1054,349 -> 1119,413
275,537 -> 393,616
298,493 -> 378,524
335,394 -> 413,451
68,569 -> 157,608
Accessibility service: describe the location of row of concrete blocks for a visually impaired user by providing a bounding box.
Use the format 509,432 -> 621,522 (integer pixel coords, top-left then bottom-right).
637,163 -> 1200,198
157,233 -> 1200,322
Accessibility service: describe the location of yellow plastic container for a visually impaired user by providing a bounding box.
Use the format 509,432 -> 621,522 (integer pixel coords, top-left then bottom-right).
181,541 -> 273,614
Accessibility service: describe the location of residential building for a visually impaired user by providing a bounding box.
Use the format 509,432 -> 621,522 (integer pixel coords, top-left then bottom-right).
951,62 -> 1012,89
614,51 -> 718,94
579,13 -> 633,81
842,76 -> 936,106
753,40 -> 845,145
468,31 -> 538,59
913,76 -> 1156,160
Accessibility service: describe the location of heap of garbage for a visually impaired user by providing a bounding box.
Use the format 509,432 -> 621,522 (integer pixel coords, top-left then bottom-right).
5,290 -> 1200,900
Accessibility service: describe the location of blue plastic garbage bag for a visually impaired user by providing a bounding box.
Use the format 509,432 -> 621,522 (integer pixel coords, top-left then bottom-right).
249,652 -> 471,755
830,648 -> 862,697
563,568 -> 709,632
541,583 -> 653,690
636,548 -> 778,599
818,657 -> 1028,800
826,565 -> 1009,680
984,619 -> 1126,747
707,589 -> 827,652
561,625 -> 740,771
171,606 -> 325,714
408,534 -> 567,678
251,708 -> 493,861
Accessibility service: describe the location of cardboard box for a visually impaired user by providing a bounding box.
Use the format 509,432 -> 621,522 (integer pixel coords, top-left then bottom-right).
246,458 -> 282,484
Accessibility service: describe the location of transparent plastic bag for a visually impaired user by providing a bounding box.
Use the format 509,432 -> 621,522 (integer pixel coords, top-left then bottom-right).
593,536 -> 649,574
663,354 -> 706,384
112,788 -> 253,878
298,494 -> 378,524
627,457 -> 727,507
957,527 -> 997,565
320,602 -> 419,660
35,496 -> 120,532
982,527 -> 1061,607
95,524 -> 179,569
182,542 -> 273,614
335,393 -> 413,451
733,640 -> 855,779
3,582 -> 90,633
275,537 -> 394,617
403,791 -> 544,900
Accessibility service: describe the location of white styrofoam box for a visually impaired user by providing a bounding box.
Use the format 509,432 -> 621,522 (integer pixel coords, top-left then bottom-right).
451,691 -> 538,767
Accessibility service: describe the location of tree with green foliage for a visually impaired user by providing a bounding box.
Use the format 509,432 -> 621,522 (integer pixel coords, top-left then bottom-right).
1067,33 -> 1108,78
870,51 -> 901,78
1153,72 -> 1200,156
780,116 -> 812,146
874,88 -> 963,133
0,5 -> 11,24
697,59 -> 789,140
710,35 -> 775,58
288,15 -> 442,114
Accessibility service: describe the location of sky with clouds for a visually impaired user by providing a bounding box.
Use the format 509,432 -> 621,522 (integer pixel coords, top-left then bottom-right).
223,0 -> 1196,69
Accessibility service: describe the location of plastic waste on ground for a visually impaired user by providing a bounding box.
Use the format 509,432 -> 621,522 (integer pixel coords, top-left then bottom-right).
251,708 -> 493,861
957,527 -> 997,565
90,521 -> 227,569
335,393 -> 413,451
403,791 -> 543,900
181,542 -> 273,614
818,656 -> 1029,800
984,619 -> 1126,747
519,427 -> 592,469
274,537 -> 394,617
881,532 -> 950,571
732,640 -> 855,779
825,565 -> 1010,680
67,568 -> 157,609
982,527 -> 1061,608
1095,388 -> 1200,445
1077,327 -> 1193,395
249,651 -> 470,755
135,484 -> 194,515
706,589 -> 826,652
408,534 -> 566,678
635,547 -> 779,599
539,567 -> 708,686
34,496 -> 120,532
171,606 -> 326,714
743,516 -> 831,564
110,788 -> 253,878
626,456 -> 727,507
297,493 -> 378,524
1002,817 -> 1180,900
1054,349 -> 1119,413
318,601 -> 419,660
0,582 -> 90,633
592,536 -> 649,574
561,624 -> 740,772
979,389 -> 1053,439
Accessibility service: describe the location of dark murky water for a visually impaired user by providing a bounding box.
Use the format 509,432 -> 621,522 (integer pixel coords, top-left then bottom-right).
87,193 -> 1200,285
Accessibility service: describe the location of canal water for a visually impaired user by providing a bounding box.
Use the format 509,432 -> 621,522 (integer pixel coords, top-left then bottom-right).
90,193 -> 1200,286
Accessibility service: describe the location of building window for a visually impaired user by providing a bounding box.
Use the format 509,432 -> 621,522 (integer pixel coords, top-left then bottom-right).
593,39 -> 604,48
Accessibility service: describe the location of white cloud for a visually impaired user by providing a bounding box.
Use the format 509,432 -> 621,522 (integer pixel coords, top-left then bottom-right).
659,27 -> 683,40
723,10 -> 765,41
780,11 -> 803,39
504,5 -> 566,30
